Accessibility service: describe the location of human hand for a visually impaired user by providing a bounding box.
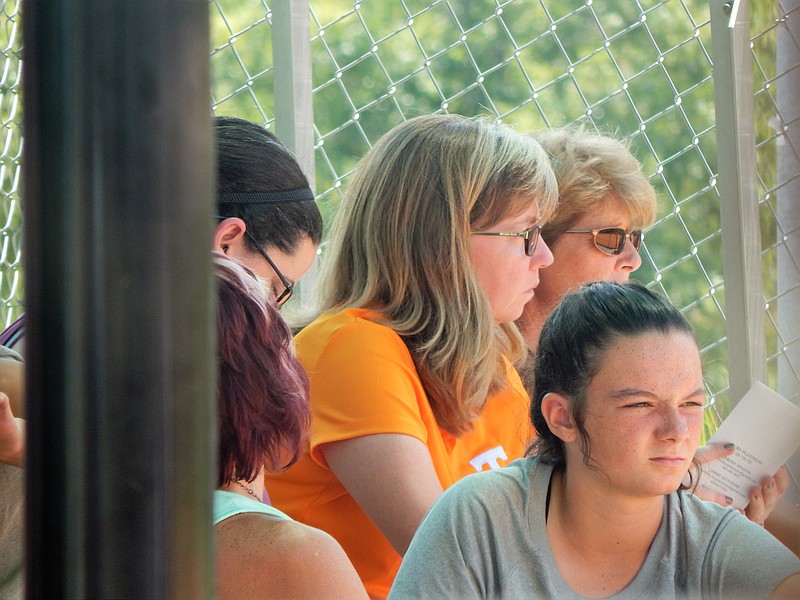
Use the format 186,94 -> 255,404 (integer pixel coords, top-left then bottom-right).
687,443 -> 788,525
743,466 -> 788,526
684,442 -> 736,506
0,392 -> 24,467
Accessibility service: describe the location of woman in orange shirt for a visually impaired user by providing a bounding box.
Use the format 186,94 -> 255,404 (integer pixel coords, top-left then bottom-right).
266,114 -> 558,597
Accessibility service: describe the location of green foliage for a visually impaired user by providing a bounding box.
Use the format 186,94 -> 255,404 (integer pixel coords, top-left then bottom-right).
205,0 -> 795,411
0,1 -> 789,410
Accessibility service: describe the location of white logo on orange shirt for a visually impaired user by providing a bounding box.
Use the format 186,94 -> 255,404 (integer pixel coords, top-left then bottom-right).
469,446 -> 508,472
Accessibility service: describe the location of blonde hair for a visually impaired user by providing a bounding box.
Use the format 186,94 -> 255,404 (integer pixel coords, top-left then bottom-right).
532,126 -> 657,247
318,114 -> 557,436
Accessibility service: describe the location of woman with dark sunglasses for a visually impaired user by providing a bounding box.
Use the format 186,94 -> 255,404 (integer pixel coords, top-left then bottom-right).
265,114 -> 557,598
515,126 -> 797,555
517,126 -> 655,347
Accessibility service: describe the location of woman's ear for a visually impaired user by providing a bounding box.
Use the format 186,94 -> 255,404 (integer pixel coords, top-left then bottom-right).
213,217 -> 248,254
541,392 -> 578,443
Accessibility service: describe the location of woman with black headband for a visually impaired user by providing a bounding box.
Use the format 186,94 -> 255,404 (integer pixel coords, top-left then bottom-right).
214,115 -> 322,307
0,116 -> 325,598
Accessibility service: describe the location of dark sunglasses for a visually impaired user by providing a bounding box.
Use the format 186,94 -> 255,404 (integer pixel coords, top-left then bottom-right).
469,225 -> 542,257
244,230 -> 294,307
563,227 -> 643,256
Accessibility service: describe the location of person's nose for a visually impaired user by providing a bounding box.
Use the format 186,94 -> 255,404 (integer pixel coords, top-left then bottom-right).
533,237 -> 554,270
656,405 -> 689,441
617,236 -> 642,273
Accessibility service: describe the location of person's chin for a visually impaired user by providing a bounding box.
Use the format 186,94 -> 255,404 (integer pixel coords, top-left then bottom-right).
518,290 -> 537,309
498,305 -> 526,325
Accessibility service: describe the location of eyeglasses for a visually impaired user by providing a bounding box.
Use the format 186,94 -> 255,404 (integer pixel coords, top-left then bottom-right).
563,227 -> 643,256
244,230 -> 294,307
469,225 -> 541,257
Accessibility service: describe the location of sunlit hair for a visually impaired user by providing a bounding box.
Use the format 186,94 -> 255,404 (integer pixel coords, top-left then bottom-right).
316,114 -> 558,436
215,252 -> 310,486
529,281 -> 697,468
532,126 -> 657,247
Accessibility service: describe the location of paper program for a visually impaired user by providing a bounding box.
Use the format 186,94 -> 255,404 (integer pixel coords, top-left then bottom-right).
701,381 -> 800,509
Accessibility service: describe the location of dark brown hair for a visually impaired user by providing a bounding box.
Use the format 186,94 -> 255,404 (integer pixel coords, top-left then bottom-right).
215,115 -> 323,252
529,281 -> 697,468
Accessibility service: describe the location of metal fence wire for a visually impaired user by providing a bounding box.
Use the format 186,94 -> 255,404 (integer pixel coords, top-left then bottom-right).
209,0 -> 800,419
1,1 -> 798,435
0,0 -> 21,329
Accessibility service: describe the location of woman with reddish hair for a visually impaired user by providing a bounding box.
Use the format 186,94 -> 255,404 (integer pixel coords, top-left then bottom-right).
213,253 -> 366,599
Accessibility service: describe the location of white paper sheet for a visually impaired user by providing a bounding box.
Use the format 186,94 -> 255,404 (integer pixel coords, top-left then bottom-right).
702,381 -> 800,509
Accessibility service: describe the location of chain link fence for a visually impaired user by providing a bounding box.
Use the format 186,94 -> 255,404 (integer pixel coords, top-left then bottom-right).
754,0 -> 800,409
0,0 -> 21,328
210,0 -> 800,425
1,1 -> 797,437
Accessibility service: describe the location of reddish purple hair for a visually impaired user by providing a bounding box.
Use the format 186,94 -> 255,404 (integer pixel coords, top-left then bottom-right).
215,252 -> 310,486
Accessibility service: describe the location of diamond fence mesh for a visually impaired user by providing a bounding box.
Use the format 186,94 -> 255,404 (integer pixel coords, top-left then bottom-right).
1,1 -> 797,467
210,0 -> 800,426
0,0 -> 21,329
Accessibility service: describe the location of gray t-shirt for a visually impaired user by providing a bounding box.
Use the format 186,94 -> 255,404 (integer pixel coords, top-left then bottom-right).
389,457 -> 800,599
0,463 -> 22,600
0,345 -> 23,600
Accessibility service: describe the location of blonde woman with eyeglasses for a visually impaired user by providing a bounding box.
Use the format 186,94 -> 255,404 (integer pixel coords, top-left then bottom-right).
265,114 -> 557,598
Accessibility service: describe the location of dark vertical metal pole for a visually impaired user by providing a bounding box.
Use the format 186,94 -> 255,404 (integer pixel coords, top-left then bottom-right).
22,1 -> 91,594
23,1 -> 215,598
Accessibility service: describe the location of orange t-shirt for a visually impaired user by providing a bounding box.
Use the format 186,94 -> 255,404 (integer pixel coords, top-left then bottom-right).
451,361 -> 533,478
265,308 -> 532,598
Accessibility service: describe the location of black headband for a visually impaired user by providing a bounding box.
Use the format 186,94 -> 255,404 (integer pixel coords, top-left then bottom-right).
217,187 -> 315,205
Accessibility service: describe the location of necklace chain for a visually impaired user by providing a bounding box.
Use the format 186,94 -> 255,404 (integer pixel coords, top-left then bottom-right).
232,480 -> 262,503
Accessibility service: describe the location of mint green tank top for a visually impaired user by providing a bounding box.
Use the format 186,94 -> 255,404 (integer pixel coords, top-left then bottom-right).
213,489 -> 292,524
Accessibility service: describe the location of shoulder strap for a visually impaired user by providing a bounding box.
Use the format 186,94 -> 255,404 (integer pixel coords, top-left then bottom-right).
0,313 -> 25,349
